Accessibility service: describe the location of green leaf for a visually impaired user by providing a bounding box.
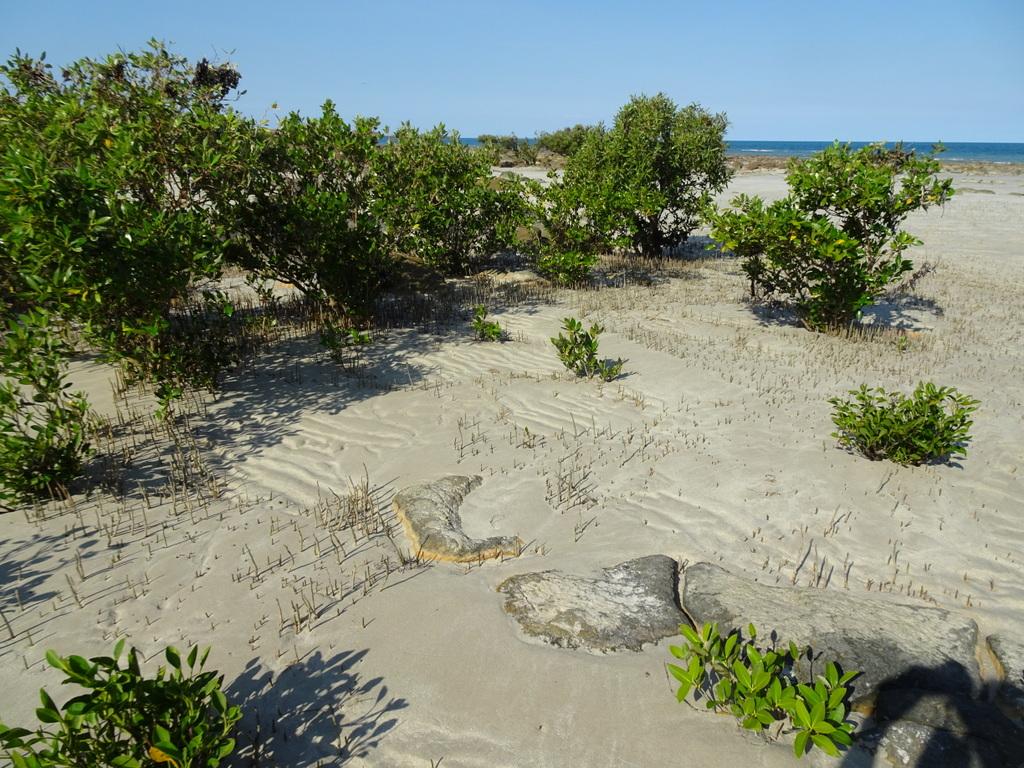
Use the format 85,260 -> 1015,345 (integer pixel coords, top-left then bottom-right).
38,690 -> 58,713
732,661 -> 752,690
680,624 -> 701,646
828,686 -> 847,709
723,633 -> 738,658
153,724 -> 172,744
810,699 -> 826,726
165,646 -> 181,670
44,650 -> 65,672
667,663 -> 690,684
792,700 -> 811,729
831,729 -> 854,747
811,733 -> 841,757
34,708 -> 61,724
66,655 -> 93,678
797,683 -> 821,707
794,730 -> 810,757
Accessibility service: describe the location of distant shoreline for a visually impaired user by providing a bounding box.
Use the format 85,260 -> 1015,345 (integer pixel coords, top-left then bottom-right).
467,137 -> 1024,164
726,154 -> 1024,174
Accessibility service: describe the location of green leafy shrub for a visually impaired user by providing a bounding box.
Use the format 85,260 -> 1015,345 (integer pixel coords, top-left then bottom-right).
0,640 -> 240,768
829,382 -> 979,465
374,124 -> 530,275
514,140 -> 539,166
668,622 -> 857,758
528,173 -> 604,286
0,43 -> 252,406
227,101 -> 391,321
476,134 -> 520,152
535,250 -> 598,287
535,124 -> 595,158
551,317 -> 623,381
477,134 -> 538,165
558,94 -> 731,258
708,142 -> 954,330
471,305 -> 504,341
0,309 -> 91,505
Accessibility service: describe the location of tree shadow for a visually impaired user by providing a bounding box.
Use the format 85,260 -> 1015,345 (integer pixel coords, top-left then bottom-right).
0,530 -> 73,654
664,235 -> 730,261
840,661 -> 1024,767
225,648 -> 408,767
748,300 -> 805,329
586,236 -> 725,287
859,294 -> 944,332
748,293 -> 944,335
191,330 -> 430,473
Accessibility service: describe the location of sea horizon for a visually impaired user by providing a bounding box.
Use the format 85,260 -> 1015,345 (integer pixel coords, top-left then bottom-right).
462,137 -> 1024,163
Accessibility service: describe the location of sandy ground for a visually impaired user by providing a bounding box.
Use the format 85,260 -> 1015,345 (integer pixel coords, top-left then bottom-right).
1,170 -> 1022,767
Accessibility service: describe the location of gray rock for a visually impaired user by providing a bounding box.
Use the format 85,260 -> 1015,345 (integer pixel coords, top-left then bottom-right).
988,634 -> 1024,717
681,563 -> 981,706
850,716 -> 1022,768
497,555 -> 685,653
876,721 -> 989,768
393,476 -> 523,563
873,689 -> 1024,758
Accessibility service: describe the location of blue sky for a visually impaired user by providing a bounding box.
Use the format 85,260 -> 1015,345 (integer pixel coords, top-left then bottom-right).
3,0 -> 1022,141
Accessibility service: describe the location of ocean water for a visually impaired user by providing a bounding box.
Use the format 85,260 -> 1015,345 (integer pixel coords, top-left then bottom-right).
461,137 -> 1024,163
726,141 -> 1024,164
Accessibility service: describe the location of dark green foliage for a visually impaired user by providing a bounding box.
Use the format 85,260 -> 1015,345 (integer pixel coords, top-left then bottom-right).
0,640 -> 240,768
535,124 -> 595,157
559,94 -> 731,258
527,166 -> 605,286
709,142 -> 954,329
551,317 -> 623,381
227,101 -> 391,320
477,134 -> 538,165
535,250 -> 598,287
320,319 -> 372,366
0,42 -> 250,389
374,125 -> 530,275
477,134 -> 521,152
0,309 -> 90,505
829,382 -> 979,465
471,305 -> 504,341
668,622 -> 857,759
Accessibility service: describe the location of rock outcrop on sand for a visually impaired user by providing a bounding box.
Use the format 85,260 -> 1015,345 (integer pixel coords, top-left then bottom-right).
681,561 -> 980,706
393,475 -> 523,563
497,555 -> 685,653
683,563 -> 1024,767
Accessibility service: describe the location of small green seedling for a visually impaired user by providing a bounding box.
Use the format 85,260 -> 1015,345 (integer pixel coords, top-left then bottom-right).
551,317 -> 623,382
667,622 -> 857,759
471,305 -> 504,342
320,321 -> 372,364
829,382 -> 979,465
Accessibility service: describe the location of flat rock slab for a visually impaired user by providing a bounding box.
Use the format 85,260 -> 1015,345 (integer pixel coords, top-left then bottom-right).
498,555 -> 685,653
393,475 -> 523,563
988,634 -> 1024,716
682,562 -> 981,707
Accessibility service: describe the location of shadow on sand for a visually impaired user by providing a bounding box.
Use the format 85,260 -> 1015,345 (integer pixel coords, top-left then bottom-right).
225,648 -> 408,767
749,293 -> 944,334
841,661 -> 1024,767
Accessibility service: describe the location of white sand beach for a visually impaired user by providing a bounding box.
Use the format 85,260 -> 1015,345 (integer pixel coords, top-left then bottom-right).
2,168 -> 1022,767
